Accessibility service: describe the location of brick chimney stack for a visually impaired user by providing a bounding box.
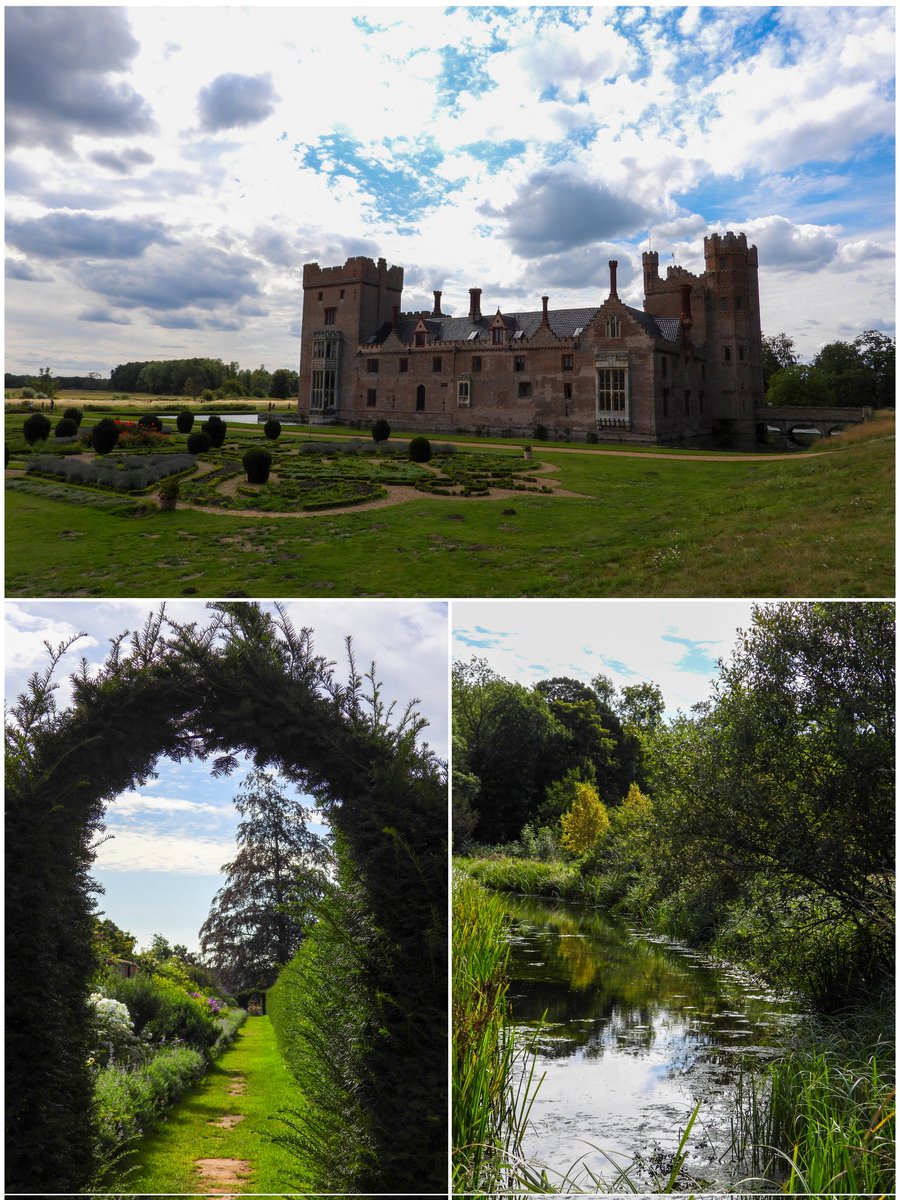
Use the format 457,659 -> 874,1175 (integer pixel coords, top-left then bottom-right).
609,260 -> 619,299
541,296 -> 550,327
432,290 -> 443,317
469,287 -> 482,321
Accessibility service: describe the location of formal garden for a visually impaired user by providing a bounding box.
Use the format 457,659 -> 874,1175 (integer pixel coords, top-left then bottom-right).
5,394 -> 895,597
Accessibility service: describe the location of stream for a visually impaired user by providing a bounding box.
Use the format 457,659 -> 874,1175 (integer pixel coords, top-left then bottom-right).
504,893 -> 810,1191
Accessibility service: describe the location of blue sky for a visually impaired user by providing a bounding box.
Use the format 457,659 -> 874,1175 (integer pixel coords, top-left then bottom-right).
5,5 -> 894,374
453,599 -> 759,717
5,599 -> 448,952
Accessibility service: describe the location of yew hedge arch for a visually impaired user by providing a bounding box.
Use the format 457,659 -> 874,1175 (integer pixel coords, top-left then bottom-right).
5,604 -> 447,1194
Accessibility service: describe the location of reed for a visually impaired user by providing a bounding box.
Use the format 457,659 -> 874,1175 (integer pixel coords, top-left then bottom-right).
730,1014 -> 895,1195
452,872 -> 543,1194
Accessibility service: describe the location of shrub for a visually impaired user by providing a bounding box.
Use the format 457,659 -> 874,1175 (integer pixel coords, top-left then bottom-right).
264,418 -> 282,440
23,412 -> 51,445
63,407 -> 84,426
93,1045 -> 207,1160
54,418 -> 79,439
243,447 -> 272,484
100,969 -> 219,1050
187,430 -> 212,455
138,414 -> 163,432
91,419 -> 121,455
408,436 -> 432,463
20,387 -> 35,400
371,418 -> 391,443
176,411 -> 194,434
202,416 -> 227,448
200,388 -> 215,402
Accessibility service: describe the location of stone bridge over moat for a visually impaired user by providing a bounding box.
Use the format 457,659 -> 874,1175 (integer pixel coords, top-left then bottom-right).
756,405 -> 873,439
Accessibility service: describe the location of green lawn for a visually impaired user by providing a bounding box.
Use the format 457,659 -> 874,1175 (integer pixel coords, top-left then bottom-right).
109,1015 -> 310,1194
5,414 -> 894,597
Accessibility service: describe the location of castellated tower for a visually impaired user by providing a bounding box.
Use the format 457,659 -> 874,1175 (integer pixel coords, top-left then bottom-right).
642,231 -> 762,435
703,232 -> 763,426
299,256 -> 403,418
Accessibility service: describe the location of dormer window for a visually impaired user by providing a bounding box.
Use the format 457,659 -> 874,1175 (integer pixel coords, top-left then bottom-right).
491,327 -> 504,345
415,331 -> 427,347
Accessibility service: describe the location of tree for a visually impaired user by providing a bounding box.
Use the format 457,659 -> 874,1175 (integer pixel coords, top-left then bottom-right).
92,916 -> 137,964
270,368 -> 298,399
762,332 -> 799,391
560,780 -> 609,856
452,658 -> 566,843
647,601 -> 894,1000
765,364 -> 828,407
617,682 -> 665,731
200,769 -> 330,994
853,330 -> 894,407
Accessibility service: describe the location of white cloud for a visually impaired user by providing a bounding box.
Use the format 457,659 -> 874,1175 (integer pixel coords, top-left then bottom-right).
93,829 -> 233,874
109,791 -> 226,818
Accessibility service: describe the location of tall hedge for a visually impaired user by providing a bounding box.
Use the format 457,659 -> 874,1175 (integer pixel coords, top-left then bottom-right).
5,606 -> 447,1193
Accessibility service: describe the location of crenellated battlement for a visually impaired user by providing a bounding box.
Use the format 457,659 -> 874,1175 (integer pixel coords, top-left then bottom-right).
303,256 -> 404,290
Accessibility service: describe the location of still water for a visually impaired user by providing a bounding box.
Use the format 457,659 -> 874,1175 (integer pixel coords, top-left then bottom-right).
505,894 -> 809,1191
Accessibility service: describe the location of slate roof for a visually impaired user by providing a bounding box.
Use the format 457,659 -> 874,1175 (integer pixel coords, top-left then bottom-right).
367,304 -> 681,346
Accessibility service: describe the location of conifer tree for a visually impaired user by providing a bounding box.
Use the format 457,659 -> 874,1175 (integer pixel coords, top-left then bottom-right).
560,780 -> 610,855
199,769 -> 330,994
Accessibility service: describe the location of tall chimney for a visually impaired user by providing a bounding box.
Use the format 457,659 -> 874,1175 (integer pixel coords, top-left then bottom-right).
469,287 -> 482,321
432,290 -> 443,317
608,260 -> 619,299
541,296 -> 550,327
679,283 -> 693,333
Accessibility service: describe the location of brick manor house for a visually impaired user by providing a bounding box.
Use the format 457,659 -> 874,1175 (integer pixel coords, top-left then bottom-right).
297,231 -> 764,444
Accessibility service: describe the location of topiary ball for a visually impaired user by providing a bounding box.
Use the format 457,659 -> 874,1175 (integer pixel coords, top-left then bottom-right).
187,431 -> 212,455
202,416 -> 226,447
63,407 -> 83,426
243,448 -> 272,484
371,418 -> 391,443
264,418 -> 281,440
91,418 -> 120,455
176,411 -> 194,434
23,412 -> 52,445
54,418 -> 79,439
408,436 -> 432,463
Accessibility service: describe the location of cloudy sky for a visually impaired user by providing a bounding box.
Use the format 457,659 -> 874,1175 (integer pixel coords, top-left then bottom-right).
5,5 -> 894,378
453,599 -> 760,715
6,599 -> 448,951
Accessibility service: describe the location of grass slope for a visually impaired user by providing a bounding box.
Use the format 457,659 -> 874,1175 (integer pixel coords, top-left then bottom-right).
110,1015 -> 309,1194
6,422 -> 893,598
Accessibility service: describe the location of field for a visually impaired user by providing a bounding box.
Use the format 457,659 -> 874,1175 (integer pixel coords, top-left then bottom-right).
5,396 -> 894,597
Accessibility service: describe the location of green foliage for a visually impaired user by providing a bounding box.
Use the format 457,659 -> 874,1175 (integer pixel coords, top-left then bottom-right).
186,429 -> 211,454
371,418 -> 391,443
5,606 -> 447,1193
408,435 -> 432,462
23,411 -> 51,444
268,860 -> 376,1190
269,367 -> 297,399
175,410 -> 194,434
63,406 -> 84,426
54,417 -> 79,439
264,418 -> 282,439
138,414 -> 163,432
201,415 -> 227,447
199,769 -> 329,995
93,1045 -> 207,1162
91,417 -> 120,454
242,447 -> 272,484
100,969 -> 219,1050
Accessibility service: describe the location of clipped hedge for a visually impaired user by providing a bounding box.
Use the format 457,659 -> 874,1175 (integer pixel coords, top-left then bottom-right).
243,447 -> 272,483
264,418 -> 282,440
408,436 -> 432,463
176,411 -> 194,434
27,453 -> 194,493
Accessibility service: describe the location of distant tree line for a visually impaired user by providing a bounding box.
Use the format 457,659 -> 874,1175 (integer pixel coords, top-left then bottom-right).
452,661 -> 663,848
763,329 -> 894,408
6,359 -> 299,399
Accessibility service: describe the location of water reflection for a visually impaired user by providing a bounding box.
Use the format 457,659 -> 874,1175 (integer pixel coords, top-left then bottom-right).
503,894 -> 808,1190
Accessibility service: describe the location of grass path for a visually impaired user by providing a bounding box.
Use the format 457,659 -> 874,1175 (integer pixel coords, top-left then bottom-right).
111,1016 -> 310,1194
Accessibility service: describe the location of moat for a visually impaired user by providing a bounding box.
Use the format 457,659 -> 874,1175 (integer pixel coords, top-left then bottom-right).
504,893 -> 810,1191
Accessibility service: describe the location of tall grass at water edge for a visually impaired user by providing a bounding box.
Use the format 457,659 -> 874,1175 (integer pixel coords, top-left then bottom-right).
453,872 -> 543,1193
730,1005 -> 895,1195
